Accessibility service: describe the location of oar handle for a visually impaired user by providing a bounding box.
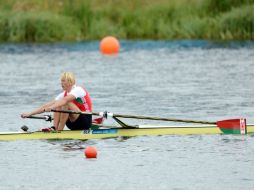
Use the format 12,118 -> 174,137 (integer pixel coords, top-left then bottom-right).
27,115 -> 53,122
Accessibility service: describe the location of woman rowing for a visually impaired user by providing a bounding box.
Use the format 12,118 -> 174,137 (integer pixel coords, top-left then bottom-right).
21,72 -> 92,131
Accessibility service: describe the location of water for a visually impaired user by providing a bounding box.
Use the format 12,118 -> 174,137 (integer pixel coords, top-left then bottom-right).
0,40 -> 254,190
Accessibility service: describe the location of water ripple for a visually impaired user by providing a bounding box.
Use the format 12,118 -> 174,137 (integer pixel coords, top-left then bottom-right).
1,41 -> 254,190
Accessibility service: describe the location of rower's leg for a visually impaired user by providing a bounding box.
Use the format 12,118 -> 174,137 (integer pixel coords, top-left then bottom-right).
53,111 -> 60,129
57,105 -> 69,131
57,103 -> 81,130
67,103 -> 81,122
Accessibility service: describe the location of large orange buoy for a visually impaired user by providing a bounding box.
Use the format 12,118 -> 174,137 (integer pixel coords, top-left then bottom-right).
100,36 -> 120,55
84,146 -> 97,158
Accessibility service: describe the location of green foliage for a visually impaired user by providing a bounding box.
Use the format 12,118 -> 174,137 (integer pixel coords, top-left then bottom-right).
0,0 -> 253,42
61,0 -> 93,39
203,0 -> 254,14
218,5 -> 254,39
0,11 -> 80,42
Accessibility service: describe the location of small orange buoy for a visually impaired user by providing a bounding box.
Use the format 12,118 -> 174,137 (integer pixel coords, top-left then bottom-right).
100,36 -> 120,55
84,146 -> 97,158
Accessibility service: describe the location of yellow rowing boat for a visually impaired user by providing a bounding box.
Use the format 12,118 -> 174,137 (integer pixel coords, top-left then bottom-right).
2,111 -> 251,141
1,124 -> 254,141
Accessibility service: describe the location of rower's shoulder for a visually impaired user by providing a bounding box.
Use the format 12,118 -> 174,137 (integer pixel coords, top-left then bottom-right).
72,85 -> 84,91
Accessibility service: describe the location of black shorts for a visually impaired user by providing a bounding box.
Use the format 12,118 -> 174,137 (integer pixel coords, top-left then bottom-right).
66,114 -> 92,130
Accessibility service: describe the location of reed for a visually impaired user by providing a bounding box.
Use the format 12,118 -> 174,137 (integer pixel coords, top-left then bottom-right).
0,11 -> 80,42
218,5 -> 254,39
0,0 -> 253,42
61,0 -> 93,39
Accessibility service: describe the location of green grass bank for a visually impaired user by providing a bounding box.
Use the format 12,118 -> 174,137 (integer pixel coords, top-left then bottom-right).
0,0 -> 253,42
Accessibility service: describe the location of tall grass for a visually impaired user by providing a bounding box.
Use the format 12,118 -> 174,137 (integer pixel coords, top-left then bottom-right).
61,1 -> 93,39
218,5 -> 254,39
0,11 -> 80,42
0,0 -> 253,42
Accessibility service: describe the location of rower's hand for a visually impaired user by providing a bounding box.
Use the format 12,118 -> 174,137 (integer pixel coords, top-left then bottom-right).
21,112 -> 32,118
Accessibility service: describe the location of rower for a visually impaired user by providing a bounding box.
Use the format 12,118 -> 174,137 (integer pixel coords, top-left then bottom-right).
21,72 -> 92,131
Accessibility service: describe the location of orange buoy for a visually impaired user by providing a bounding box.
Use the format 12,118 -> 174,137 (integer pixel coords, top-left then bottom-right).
100,36 -> 120,55
84,146 -> 97,158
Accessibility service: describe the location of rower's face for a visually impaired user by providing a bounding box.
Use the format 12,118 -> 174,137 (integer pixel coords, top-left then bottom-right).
61,79 -> 71,90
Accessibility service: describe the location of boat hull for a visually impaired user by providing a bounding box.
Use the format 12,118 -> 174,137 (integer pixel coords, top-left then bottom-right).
1,125 -> 254,141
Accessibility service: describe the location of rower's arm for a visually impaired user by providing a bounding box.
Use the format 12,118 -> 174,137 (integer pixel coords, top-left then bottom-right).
21,100 -> 55,118
46,94 -> 75,111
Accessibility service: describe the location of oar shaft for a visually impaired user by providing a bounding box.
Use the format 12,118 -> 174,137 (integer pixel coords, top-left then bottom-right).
110,114 -> 216,124
52,109 -> 92,115
51,109 -> 215,124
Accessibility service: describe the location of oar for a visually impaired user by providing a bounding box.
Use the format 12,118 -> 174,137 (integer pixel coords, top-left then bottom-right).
50,109 -> 248,134
51,109 -> 215,124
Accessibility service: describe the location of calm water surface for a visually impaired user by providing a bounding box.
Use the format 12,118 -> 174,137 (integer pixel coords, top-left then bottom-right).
0,40 -> 254,190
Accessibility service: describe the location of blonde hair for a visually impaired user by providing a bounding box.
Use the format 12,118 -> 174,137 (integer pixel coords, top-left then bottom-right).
61,72 -> 76,85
